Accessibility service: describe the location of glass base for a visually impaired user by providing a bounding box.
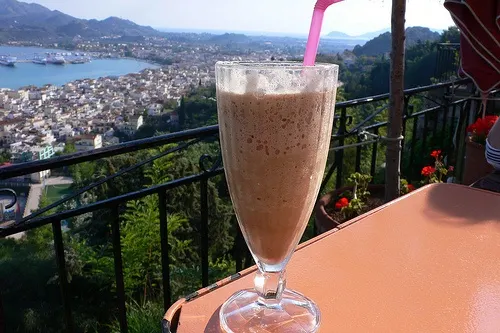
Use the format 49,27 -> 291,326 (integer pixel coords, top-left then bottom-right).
219,288 -> 320,333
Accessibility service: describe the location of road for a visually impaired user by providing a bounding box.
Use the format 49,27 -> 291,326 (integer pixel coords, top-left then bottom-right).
23,176 -> 73,217
6,177 -> 73,240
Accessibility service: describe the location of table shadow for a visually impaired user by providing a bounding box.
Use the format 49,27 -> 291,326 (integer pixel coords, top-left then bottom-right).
423,183 -> 500,226
204,305 -> 222,333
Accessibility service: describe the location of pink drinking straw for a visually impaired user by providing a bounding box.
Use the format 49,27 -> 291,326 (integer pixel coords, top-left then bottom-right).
303,0 -> 345,66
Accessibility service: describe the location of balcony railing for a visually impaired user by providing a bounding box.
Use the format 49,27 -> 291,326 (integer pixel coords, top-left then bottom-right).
434,43 -> 460,82
0,78 -> 492,333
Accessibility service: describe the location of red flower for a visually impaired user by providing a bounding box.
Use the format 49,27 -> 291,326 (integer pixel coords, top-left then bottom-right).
448,166 -> 454,172
407,184 -> 415,192
421,166 -> 436,177
468,116 -> 499,139
335,197 -> 349,210
430,150 -> 441,159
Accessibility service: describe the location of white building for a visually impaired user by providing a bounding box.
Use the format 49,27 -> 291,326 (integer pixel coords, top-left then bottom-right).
10,145 -> 55,183
72,134 -> 103,152
7,90 -> 29,101
117,115 -> 143,136
147,103 -> 163,116
29,91 -> 47,101
29,146 -> 55,183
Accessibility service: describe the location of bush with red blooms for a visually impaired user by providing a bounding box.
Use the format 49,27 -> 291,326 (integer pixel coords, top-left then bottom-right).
467,115 -> 499,145
333,173 -> 415,221
400,179 -> 415,195
421,149 -> 453,183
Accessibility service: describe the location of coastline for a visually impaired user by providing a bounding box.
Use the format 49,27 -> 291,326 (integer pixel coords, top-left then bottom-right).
0,57 -> 161,90
0,43 -> 162,66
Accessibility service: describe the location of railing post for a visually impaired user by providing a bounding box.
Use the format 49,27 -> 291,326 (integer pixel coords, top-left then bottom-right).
370,128 -> 380,179
234,229 -> 244,273
408,106 -> 417,182
335,106 -> 347,188
355,105 -> 366,173
0,294 -> 4,333
442,86 -> 450,153
432,101 -> 439,136
52,220 -> 74,333
111,205 -> 128,333
200,178 -> 209,287
355,136 -> 362,173
422,112 -> 430,157
450,103 -> 458,159
158,190 -> 172,310
244,249 -> 253,269
318,162 -> 338,197
401,97 -> 410,170
456,99 -> 474,183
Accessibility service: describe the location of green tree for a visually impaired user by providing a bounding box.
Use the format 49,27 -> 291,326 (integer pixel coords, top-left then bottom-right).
64,143 -> 76,154
109,300 -> 163,333
440,26 -> 460,43
121,197 -> 192,300
0,150 -> 11,163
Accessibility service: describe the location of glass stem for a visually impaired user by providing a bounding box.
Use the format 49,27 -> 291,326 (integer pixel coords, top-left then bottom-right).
254,270 -> 286,306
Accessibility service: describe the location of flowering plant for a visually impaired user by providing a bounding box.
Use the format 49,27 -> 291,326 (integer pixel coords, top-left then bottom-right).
421,149 -> 454,183
334,172 -> 371,220
333,173 -> 415,220
400,179 -> 415,195
467,116 -> 499,145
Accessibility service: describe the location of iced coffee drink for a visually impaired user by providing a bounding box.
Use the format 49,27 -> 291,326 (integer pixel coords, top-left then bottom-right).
216,62 -> 338,333
218,90 -> 335,266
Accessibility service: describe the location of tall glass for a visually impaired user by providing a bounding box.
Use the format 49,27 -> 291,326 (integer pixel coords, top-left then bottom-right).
216,62 -> 338,333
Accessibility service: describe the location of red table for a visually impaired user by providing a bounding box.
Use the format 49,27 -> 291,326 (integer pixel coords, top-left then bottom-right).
164,184 -> 500,332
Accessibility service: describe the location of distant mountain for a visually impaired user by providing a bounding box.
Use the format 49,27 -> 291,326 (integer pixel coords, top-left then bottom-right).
210,33 -> 251,44
352,27 -> 440,56
357,29 -> 391,40
326,28 -> 390,40
430,28 -> 445,34
326,31 -> 351,38
0,0 -> 161,41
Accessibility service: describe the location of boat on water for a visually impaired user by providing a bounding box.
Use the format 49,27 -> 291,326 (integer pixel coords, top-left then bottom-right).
32,55 -> 47,65
46,53 -> 66,65
70,57 -> 86,64
0,55 -> 17,67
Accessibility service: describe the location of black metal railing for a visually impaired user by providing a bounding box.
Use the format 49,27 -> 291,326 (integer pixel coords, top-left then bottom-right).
434,43 -> 460,82
0,78 -> 490,333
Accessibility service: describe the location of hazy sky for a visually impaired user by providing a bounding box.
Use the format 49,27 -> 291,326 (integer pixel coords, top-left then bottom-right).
26,0 -> 456,36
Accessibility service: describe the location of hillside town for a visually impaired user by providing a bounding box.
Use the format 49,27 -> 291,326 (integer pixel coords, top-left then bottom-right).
0,40 -> 295,183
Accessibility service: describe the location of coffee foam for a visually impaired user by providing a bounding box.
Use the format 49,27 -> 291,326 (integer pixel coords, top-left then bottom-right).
218,69 -> 329,95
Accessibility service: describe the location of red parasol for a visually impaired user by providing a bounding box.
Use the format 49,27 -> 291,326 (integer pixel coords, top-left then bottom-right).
444,0 -> 500,98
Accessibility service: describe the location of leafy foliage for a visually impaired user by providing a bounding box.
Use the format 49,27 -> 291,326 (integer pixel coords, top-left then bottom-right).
109,300 -> 163,333
121,197 -> 193,300
352,27 -> 440,57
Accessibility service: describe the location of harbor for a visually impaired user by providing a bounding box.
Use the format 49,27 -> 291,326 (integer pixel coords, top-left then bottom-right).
1,53 -> 92,66
0,46 -> 159,89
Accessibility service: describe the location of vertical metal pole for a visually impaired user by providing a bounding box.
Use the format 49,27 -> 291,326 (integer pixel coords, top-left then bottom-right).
408,114 -> 418,182
52,220 -> 74,333
111,205 -> 128,333
401,98 -> 410,169
370,128 -> 379,179
335,107 -> 347,188
158,190 -> 171,310
422,113 -> 429,157
200,179 -> 209,287
355,136 -> 362,173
